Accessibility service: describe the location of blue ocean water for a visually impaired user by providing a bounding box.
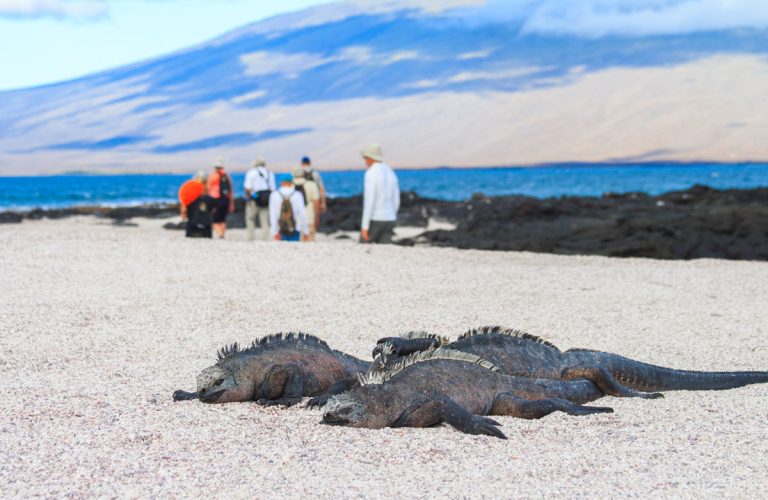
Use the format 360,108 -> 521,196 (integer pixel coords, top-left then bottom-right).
1,163 -> 767,210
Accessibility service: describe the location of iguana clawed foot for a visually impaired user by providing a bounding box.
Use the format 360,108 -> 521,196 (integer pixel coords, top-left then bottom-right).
561,403 -> 614,416
306,394 -> 331,408
172,390 -> 198,402
257,397 -> 303,407
464,415 -> 507,439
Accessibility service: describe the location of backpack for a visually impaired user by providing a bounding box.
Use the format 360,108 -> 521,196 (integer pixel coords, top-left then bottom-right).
278,193 -> 296,235
304,168 -> 315,182
185,198 -> 212,238
219,173 -> 232,198
253,168 -> 271,208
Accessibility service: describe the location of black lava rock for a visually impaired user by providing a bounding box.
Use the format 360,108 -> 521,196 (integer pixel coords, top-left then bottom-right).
5,186 -> 768,261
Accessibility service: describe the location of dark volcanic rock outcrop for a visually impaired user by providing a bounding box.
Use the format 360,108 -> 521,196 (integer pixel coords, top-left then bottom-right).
0,211 -> 23,224
319,192 -> 437,233
4,186 -> 767,261
408,186 -> 768,260
5,204 -> 181,223
319,186 -> 768,260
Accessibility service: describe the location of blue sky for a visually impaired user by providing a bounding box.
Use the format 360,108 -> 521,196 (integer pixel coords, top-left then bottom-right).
0,0 -> 332,91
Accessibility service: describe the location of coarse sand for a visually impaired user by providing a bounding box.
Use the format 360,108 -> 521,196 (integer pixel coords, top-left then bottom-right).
1,217 -> 767,497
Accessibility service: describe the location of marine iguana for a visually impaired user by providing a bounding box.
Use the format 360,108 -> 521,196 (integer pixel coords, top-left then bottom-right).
321,348 -> 614,439
304,331 -> 450,408
374,326 -> 768,394
172,332 -> 370,406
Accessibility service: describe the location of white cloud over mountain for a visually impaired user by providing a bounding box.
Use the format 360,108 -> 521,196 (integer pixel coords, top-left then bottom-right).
452,0 -> 768,38
0,0 -> 106,20
240,47 -> 425,78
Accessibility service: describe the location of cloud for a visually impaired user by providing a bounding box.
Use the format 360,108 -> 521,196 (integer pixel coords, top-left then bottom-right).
240,46 -> 425,77
447,0 -> 768,38
400,65 -> 544,89
240,51 -> 329,78
0,0 -> 107,20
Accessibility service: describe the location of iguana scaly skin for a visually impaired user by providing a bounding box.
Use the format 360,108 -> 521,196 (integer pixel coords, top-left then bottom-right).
322,348 -> 614,439
305,331 -> 449,408
173,333 -> 370,406
375,326 -> 768,394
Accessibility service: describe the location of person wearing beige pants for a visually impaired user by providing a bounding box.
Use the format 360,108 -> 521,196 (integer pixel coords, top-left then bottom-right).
245,200 -> 270,241
244,157 -> 276,241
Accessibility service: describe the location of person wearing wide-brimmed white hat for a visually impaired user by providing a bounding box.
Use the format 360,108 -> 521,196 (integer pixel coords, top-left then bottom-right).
244,156 -> 276,241
360,143 -> 400,244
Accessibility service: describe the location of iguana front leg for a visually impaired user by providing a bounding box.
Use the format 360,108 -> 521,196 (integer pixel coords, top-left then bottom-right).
393,398 -> 506,439
172,390 -> 198,401
306,378 -> 357,408
490,393 -> 614,419
561,366 -> 663,399
255,364 -> 304,407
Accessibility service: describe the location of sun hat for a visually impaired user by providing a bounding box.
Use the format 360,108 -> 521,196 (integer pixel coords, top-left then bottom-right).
291,166 -> 305,179
213,158 -> 226,169
360,143 -> 383,162
253,156 -> 266,167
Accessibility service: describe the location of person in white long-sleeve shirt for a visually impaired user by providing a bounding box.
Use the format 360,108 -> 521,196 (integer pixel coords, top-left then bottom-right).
244,157 -> 277,241
269,177 -> 309,242
360,143 -> 400,244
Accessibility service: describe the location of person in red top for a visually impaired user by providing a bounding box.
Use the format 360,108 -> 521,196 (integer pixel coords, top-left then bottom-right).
207,159 -> 235,239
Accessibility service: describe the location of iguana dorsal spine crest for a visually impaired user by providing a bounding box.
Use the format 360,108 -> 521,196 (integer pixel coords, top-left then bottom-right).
360,347 -> 499,386
459,325 -> 561,351
215,332 -> 330,363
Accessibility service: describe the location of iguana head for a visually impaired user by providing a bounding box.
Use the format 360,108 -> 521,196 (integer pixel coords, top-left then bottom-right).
321,387 -> 395,429
196,363 -> 250,403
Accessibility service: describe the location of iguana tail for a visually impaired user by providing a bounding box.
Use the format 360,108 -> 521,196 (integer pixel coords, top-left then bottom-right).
565,349 -> 768,392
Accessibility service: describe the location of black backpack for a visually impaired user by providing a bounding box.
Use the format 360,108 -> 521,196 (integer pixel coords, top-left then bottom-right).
185,198 -> 212,238
219,173 -> 232,198
253,168 -> 271,208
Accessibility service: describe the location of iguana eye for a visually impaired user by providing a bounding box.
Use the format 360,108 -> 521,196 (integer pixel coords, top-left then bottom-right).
214,378 -> 224,386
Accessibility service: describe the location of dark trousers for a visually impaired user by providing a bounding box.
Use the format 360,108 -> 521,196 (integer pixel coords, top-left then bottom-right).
363,220 -> 396,244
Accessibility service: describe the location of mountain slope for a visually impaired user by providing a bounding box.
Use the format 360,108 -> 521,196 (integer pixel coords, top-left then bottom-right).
1,0 -> 767,174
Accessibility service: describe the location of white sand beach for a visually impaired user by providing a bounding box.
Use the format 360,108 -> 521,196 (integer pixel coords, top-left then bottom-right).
1,217 -> 767,497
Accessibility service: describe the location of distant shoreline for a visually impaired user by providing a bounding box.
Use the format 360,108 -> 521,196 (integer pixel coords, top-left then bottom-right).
3,185 -> 768,262
2,160 -> 768,179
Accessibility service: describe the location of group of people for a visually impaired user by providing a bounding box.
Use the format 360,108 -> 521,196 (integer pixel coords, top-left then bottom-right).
179,144 -> 400,244
246,156 -> 326,242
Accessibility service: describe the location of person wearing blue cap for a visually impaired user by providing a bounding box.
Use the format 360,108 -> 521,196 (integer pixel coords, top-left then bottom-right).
300,156 -> 327,214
